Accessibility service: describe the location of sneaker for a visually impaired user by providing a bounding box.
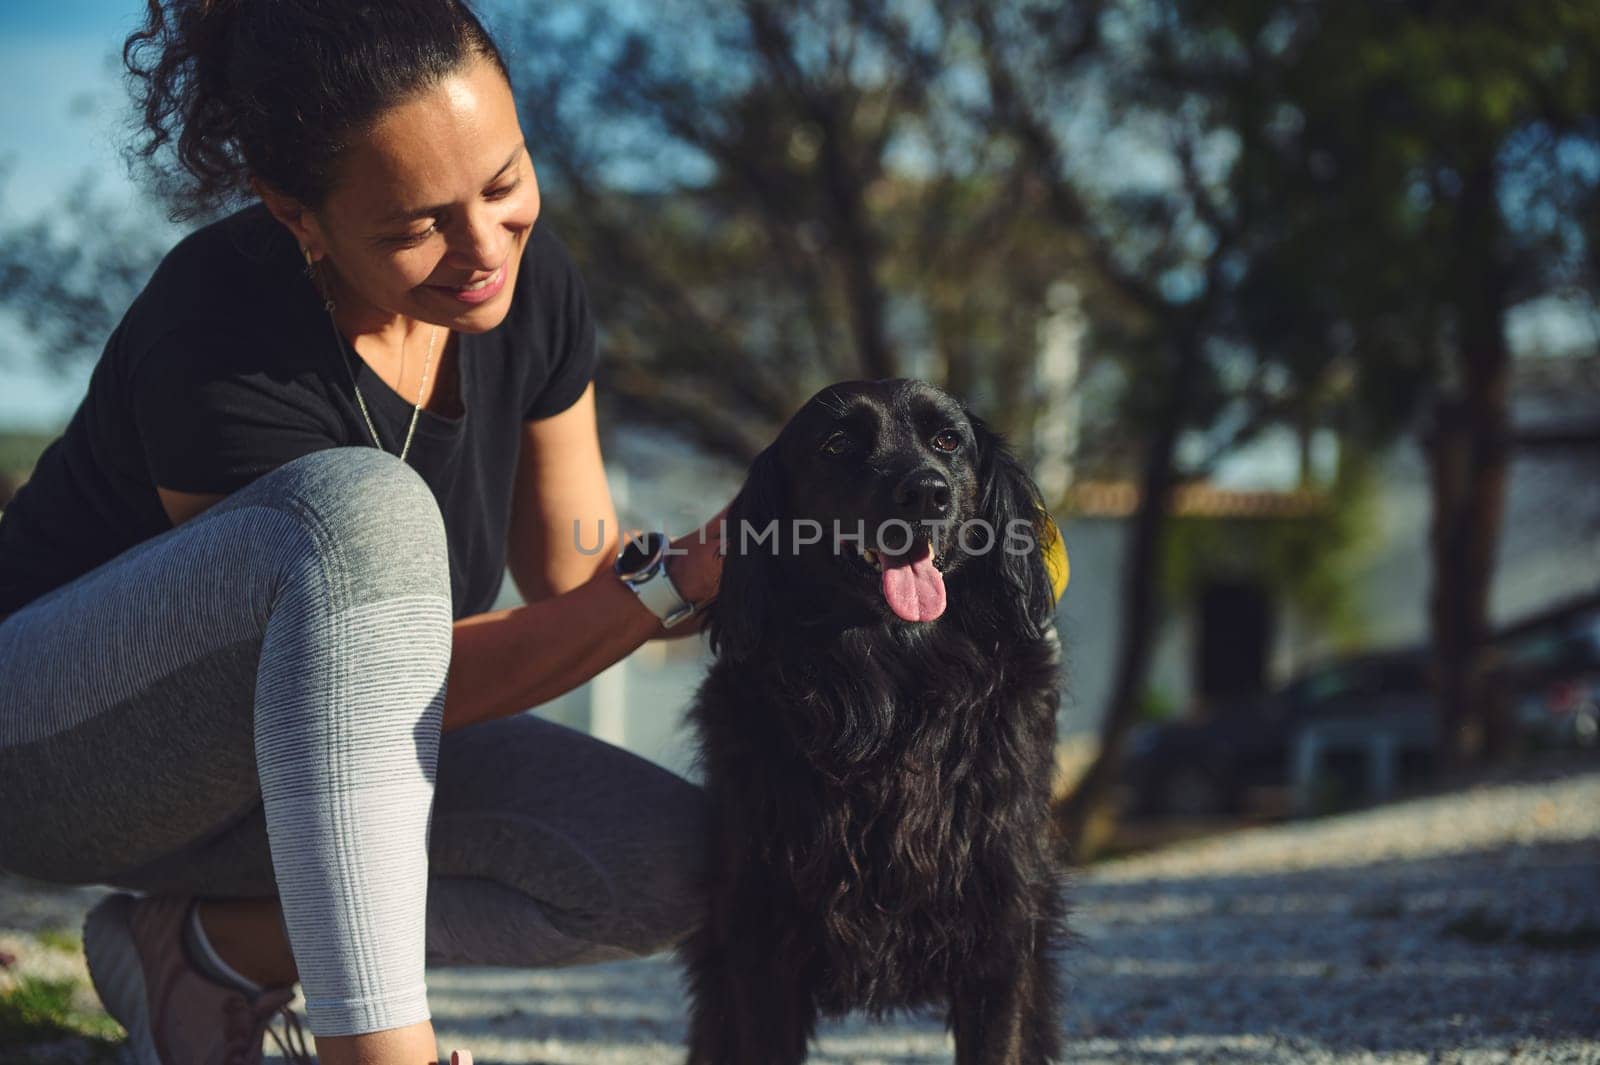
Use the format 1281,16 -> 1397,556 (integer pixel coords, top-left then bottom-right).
84,892 -> 314,1065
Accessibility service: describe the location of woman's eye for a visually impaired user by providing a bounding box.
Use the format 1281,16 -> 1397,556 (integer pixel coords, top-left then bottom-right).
386,181 -> 518,246
389,223 -> 437,247
932,429 -> 962,453
821,432 -> 851,456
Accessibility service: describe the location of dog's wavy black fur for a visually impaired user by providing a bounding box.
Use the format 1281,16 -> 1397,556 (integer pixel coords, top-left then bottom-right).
678,379 -> 1073,1064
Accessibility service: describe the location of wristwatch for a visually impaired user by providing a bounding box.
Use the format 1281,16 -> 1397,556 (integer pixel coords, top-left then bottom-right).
614,530 -> 698,629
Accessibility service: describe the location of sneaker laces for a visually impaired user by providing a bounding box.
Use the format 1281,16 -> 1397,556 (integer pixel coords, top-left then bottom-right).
263,998 -> 315,1065
223,988 -> 316,1065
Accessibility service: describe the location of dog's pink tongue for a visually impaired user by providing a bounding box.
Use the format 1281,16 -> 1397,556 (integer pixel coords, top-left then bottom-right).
881,541 -> 946,621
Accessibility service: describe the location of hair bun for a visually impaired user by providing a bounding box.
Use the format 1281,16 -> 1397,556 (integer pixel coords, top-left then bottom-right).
121,0 -> 509,223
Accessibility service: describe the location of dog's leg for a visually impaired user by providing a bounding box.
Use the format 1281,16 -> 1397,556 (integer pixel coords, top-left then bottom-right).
1019,889 -> 1069,1064
681,923 -> 745,1065
681,923 -> 821,1065
950,907 -> 1067,1064
950,961 -> 1028,1065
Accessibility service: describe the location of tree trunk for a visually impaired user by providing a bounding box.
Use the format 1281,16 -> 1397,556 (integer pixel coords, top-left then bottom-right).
1427,160 -> 1512,776
1054,330 -> 1203,863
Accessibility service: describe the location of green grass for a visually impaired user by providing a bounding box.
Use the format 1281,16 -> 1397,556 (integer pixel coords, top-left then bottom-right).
0,976 -> 123,1060
34,929 -> 81,955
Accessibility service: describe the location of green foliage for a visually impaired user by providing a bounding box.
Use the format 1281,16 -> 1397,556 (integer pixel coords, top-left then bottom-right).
33,929 -> 81,956
0,976 -> 122,1057
1138,688 -> 1181,723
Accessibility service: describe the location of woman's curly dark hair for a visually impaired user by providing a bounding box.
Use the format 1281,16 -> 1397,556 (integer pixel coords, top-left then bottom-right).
121,0 -> 511,222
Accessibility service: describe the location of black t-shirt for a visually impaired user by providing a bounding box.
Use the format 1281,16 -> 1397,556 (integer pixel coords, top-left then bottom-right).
0,201 -> 598,620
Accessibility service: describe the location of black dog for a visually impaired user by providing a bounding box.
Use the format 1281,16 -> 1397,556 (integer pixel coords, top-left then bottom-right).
679,378 -> 1070,1064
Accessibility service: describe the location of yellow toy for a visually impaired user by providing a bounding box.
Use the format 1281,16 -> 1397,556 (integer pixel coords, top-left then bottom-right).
1040,512 -> 1070,603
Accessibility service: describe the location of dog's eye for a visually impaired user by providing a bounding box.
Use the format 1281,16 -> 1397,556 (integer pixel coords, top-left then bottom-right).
931,429 -> 962,453
821,431 -> 852,456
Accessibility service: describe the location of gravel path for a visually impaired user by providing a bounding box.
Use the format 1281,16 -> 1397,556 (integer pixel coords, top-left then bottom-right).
3,762 -> 1597,1064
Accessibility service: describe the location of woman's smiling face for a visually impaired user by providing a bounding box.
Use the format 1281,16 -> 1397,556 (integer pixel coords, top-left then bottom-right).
310,52 -> 540,333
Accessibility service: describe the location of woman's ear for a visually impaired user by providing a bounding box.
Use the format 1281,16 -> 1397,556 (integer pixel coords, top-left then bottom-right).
967,409 -> 1054,640
706,443 -> 787,663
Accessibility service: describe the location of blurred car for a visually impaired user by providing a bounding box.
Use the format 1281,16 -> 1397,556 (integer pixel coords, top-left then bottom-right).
1489,595 -> 1600,751
1120,648 -> 1433,818
1122,593 -> 1600,819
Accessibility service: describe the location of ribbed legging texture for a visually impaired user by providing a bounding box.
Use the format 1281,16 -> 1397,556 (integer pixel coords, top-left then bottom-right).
0,446 -> 708,1036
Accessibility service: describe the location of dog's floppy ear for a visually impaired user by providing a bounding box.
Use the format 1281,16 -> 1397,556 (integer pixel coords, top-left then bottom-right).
706,442 -> 788,663
967,409 -> 1055,640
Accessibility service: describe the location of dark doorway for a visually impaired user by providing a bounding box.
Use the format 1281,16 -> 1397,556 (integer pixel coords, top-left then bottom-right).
1197,579 -> 1272,710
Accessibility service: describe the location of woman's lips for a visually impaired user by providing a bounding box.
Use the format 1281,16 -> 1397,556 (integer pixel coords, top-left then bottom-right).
429,262 -> 507,304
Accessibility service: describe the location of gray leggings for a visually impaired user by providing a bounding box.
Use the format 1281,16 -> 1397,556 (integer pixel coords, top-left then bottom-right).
0,446 -> 708,1036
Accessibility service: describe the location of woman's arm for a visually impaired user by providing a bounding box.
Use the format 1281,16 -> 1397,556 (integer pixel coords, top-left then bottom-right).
505,383 -> 619,600
505,380 -> 726,612
445,564 -> 662,733
457,383 -> 724,732
448,515 -> 723,732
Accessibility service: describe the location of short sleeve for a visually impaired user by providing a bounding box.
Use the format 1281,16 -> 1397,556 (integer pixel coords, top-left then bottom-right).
523,233 -> 600,421
130,324 -> 341,494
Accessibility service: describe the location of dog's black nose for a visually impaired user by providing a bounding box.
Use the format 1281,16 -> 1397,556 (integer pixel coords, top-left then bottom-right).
894,469 -> 952,520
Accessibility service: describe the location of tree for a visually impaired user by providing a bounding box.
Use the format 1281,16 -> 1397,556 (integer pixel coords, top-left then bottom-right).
953,0 -> 1379,856
0,171 -> 174,380
1192,0 -> 1600,770
499,0 -> 1086,464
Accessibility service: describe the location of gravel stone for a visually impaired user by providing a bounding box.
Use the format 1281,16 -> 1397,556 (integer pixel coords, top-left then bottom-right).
3,763 -> 1596,1063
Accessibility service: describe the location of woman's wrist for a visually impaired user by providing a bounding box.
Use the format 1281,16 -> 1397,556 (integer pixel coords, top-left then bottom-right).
612,516 -> 723,632
666,513 -> 726,607
665,550 -> 709,607
606,562 -> 676,638
445,564 -> 662,733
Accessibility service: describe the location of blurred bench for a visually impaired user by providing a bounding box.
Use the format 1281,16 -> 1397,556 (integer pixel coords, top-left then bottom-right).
1290,711 -> 1436,816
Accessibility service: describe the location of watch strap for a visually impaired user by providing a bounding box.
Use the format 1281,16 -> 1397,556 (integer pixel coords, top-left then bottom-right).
633,563 -> 697,628
617,531 -> 697,628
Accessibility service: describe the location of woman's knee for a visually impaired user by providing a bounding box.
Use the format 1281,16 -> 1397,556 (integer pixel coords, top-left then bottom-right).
240,448 -> 453,753
225,446 -> 453,612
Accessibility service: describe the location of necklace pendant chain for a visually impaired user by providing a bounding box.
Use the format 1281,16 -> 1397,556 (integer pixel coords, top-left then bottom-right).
309,257 -> 437,466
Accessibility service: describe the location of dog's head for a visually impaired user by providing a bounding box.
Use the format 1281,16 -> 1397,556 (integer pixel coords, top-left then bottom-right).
706,378 -> 1056,663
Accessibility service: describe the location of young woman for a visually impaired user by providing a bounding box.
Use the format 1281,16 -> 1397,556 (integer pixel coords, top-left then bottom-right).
0,2 -> 727,1063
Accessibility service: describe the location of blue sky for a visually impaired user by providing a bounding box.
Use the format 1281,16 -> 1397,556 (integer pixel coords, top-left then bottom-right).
1,1 -> 151,429
1,4 -> 144,210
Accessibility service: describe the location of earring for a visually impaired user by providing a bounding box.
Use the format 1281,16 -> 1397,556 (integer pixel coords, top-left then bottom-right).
303,247 -> 336,312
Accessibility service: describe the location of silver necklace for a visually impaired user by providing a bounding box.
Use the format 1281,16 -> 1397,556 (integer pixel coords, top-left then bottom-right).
304,248 -> 438,465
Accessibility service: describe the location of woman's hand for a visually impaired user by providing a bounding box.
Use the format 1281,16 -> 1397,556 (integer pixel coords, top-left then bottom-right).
665,503 -> 728,607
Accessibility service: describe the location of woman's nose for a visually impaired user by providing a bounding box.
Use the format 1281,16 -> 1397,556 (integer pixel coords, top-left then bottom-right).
448,206 -> 510,270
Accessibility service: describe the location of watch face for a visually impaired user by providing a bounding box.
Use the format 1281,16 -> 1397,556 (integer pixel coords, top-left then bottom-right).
616,531 -> 664,582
